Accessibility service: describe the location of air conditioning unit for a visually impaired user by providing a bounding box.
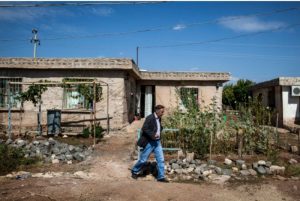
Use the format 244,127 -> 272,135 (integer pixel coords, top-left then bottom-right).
291,86 -> 300,96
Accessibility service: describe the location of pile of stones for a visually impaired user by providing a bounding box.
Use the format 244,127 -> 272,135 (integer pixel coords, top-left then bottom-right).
1,137 -> 93,164
165,152 -> 296,184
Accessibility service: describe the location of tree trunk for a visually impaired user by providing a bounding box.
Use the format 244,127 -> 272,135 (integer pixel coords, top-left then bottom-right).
238,128 -> 243,158
209,131 -> 213,160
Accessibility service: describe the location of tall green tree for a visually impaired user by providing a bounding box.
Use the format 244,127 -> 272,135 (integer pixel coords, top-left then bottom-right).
222,79 -> 255,109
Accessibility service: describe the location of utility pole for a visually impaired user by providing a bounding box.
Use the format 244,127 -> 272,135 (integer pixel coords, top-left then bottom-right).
31,29 -> 40,58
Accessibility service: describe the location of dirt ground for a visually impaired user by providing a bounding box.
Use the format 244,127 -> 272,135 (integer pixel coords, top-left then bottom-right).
0,128 -> 300,201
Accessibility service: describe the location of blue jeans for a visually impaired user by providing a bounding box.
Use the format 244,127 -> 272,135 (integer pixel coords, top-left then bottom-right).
132,140 -> 165,180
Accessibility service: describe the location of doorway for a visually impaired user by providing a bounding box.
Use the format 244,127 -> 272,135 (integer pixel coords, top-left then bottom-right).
140,85 -> 155,118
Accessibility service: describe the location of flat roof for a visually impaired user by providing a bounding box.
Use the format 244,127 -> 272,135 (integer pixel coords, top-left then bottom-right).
252,77 -> 300,89
0,57 -> 231,82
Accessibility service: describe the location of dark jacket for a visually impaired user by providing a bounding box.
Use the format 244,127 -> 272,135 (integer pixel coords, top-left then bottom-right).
137,113 -> 163,148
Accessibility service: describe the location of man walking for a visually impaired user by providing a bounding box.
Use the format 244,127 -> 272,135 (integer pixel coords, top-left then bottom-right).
131,105 -> 168,182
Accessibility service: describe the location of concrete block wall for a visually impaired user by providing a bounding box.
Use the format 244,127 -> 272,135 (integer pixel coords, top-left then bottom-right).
0,73 -> 129,132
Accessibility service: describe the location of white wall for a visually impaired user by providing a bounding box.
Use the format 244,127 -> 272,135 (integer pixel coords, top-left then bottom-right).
282,86 -> 300,125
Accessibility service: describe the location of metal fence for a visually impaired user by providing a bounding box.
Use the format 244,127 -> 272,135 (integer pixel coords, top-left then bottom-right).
137,128 -> 180,159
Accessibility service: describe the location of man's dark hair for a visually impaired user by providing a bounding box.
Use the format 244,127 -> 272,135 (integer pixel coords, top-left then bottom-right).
155,105 -> 165,111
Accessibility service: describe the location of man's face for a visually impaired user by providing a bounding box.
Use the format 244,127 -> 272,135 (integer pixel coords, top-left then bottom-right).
156,108 -> 165,118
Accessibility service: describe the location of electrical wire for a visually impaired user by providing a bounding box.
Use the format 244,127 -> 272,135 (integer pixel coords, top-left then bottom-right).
0,6 -> 299,42
140,23 -> 300,49
0,2 -> 164,8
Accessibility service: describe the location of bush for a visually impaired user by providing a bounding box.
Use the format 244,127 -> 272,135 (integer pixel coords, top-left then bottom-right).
0,144 -> 38,176
81,127 -> 91,138
81,124 -> 104,139
92,125 -> 104,139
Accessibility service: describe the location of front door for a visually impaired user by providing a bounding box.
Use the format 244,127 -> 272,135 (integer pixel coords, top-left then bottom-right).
139,85 -> 155,118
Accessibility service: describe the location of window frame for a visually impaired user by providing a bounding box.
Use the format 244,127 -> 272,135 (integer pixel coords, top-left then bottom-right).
0,78 -> 22,109
179,87 -> 199,109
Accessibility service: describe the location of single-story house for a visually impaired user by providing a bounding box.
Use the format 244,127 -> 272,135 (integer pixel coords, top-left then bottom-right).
0,58 -> 230,134
251,77 -> 300,128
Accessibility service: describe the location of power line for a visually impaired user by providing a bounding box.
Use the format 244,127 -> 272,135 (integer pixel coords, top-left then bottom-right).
0,2 -> 164,8
38,7 -> 300,41
140,23 -> 300,49
0,6 -> 299,43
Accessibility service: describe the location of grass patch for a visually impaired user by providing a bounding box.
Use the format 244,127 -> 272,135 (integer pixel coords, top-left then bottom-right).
285,164 -> 300,177
0,144 -> 40,176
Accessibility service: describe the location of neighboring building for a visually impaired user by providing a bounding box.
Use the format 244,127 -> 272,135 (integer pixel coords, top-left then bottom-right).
0,58 -> 230,133
251,77 -> 300,128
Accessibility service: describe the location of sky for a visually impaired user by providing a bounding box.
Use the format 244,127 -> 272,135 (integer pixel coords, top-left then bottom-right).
0,1 -> 300,83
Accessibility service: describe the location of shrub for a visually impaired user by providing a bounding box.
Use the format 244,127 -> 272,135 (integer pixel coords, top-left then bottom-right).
81,127 -> 91,138
93,125 -> 104,139
0,144 -> 39,176
81,124 -> 104,139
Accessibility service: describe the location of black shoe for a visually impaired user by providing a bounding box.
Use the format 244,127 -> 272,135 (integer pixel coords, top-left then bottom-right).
157,178 -> 169,183
131,173 -> 138,180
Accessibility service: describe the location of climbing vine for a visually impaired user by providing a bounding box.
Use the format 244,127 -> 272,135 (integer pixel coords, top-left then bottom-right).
16,80 -> 48,106
62,78 -> 102,109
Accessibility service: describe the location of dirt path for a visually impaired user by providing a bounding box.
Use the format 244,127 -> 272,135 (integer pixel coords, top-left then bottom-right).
0,127 -> 299,201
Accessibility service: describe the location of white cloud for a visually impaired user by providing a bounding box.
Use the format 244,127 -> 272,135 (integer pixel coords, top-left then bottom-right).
90,7 -> 114,17
173,24 -> 186,31
189,67 -> 200,71
218,16 -> 286,32
0,7 -> 73,22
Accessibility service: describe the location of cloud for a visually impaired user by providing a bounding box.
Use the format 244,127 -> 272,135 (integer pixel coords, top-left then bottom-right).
173,24 -> 186,31
0,7 -> 73,22
90,7 -> 114,16
218,16 -> 286,32
38,23 -> 89,37
189,67 -> 200,71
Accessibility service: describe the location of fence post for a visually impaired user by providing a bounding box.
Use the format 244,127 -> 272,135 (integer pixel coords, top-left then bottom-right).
7,84 -> 12,140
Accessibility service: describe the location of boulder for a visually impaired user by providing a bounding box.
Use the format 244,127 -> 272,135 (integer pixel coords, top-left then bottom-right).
258,160 -> 266,166
257,166 -> 267,175
289,158 -> 298,164
186,152 -> 195,162
177,149 -> 185,160
224,158 -> 232,166
270,165 -> 285,175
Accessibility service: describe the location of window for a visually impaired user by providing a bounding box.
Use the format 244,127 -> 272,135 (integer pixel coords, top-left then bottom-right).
179,88 -> 199,110
63,88 -> 86,109
0,78 -> 22,108
63,78 -> 93,109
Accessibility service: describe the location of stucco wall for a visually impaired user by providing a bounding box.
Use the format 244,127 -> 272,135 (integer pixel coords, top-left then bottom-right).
154,82 -> 223,114
0,70 -> 128,133
282,86 -> 300,126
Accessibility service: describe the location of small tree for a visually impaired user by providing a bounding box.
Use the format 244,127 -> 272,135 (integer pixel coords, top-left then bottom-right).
222,79 -> 255,109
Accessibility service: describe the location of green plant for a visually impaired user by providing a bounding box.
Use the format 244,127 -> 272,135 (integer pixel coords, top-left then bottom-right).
81,124 -> 104,139
62,78 -> 102,109
91,124 -> 104,138
164,92 -> 225,158
285,164 -> 300,176
81,127 -> 91,138
228,97 -> 278,156
0,144 -> 39,176
266,148 -> 279,164
222,79 -> 255,109
16,80 -> 48,106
